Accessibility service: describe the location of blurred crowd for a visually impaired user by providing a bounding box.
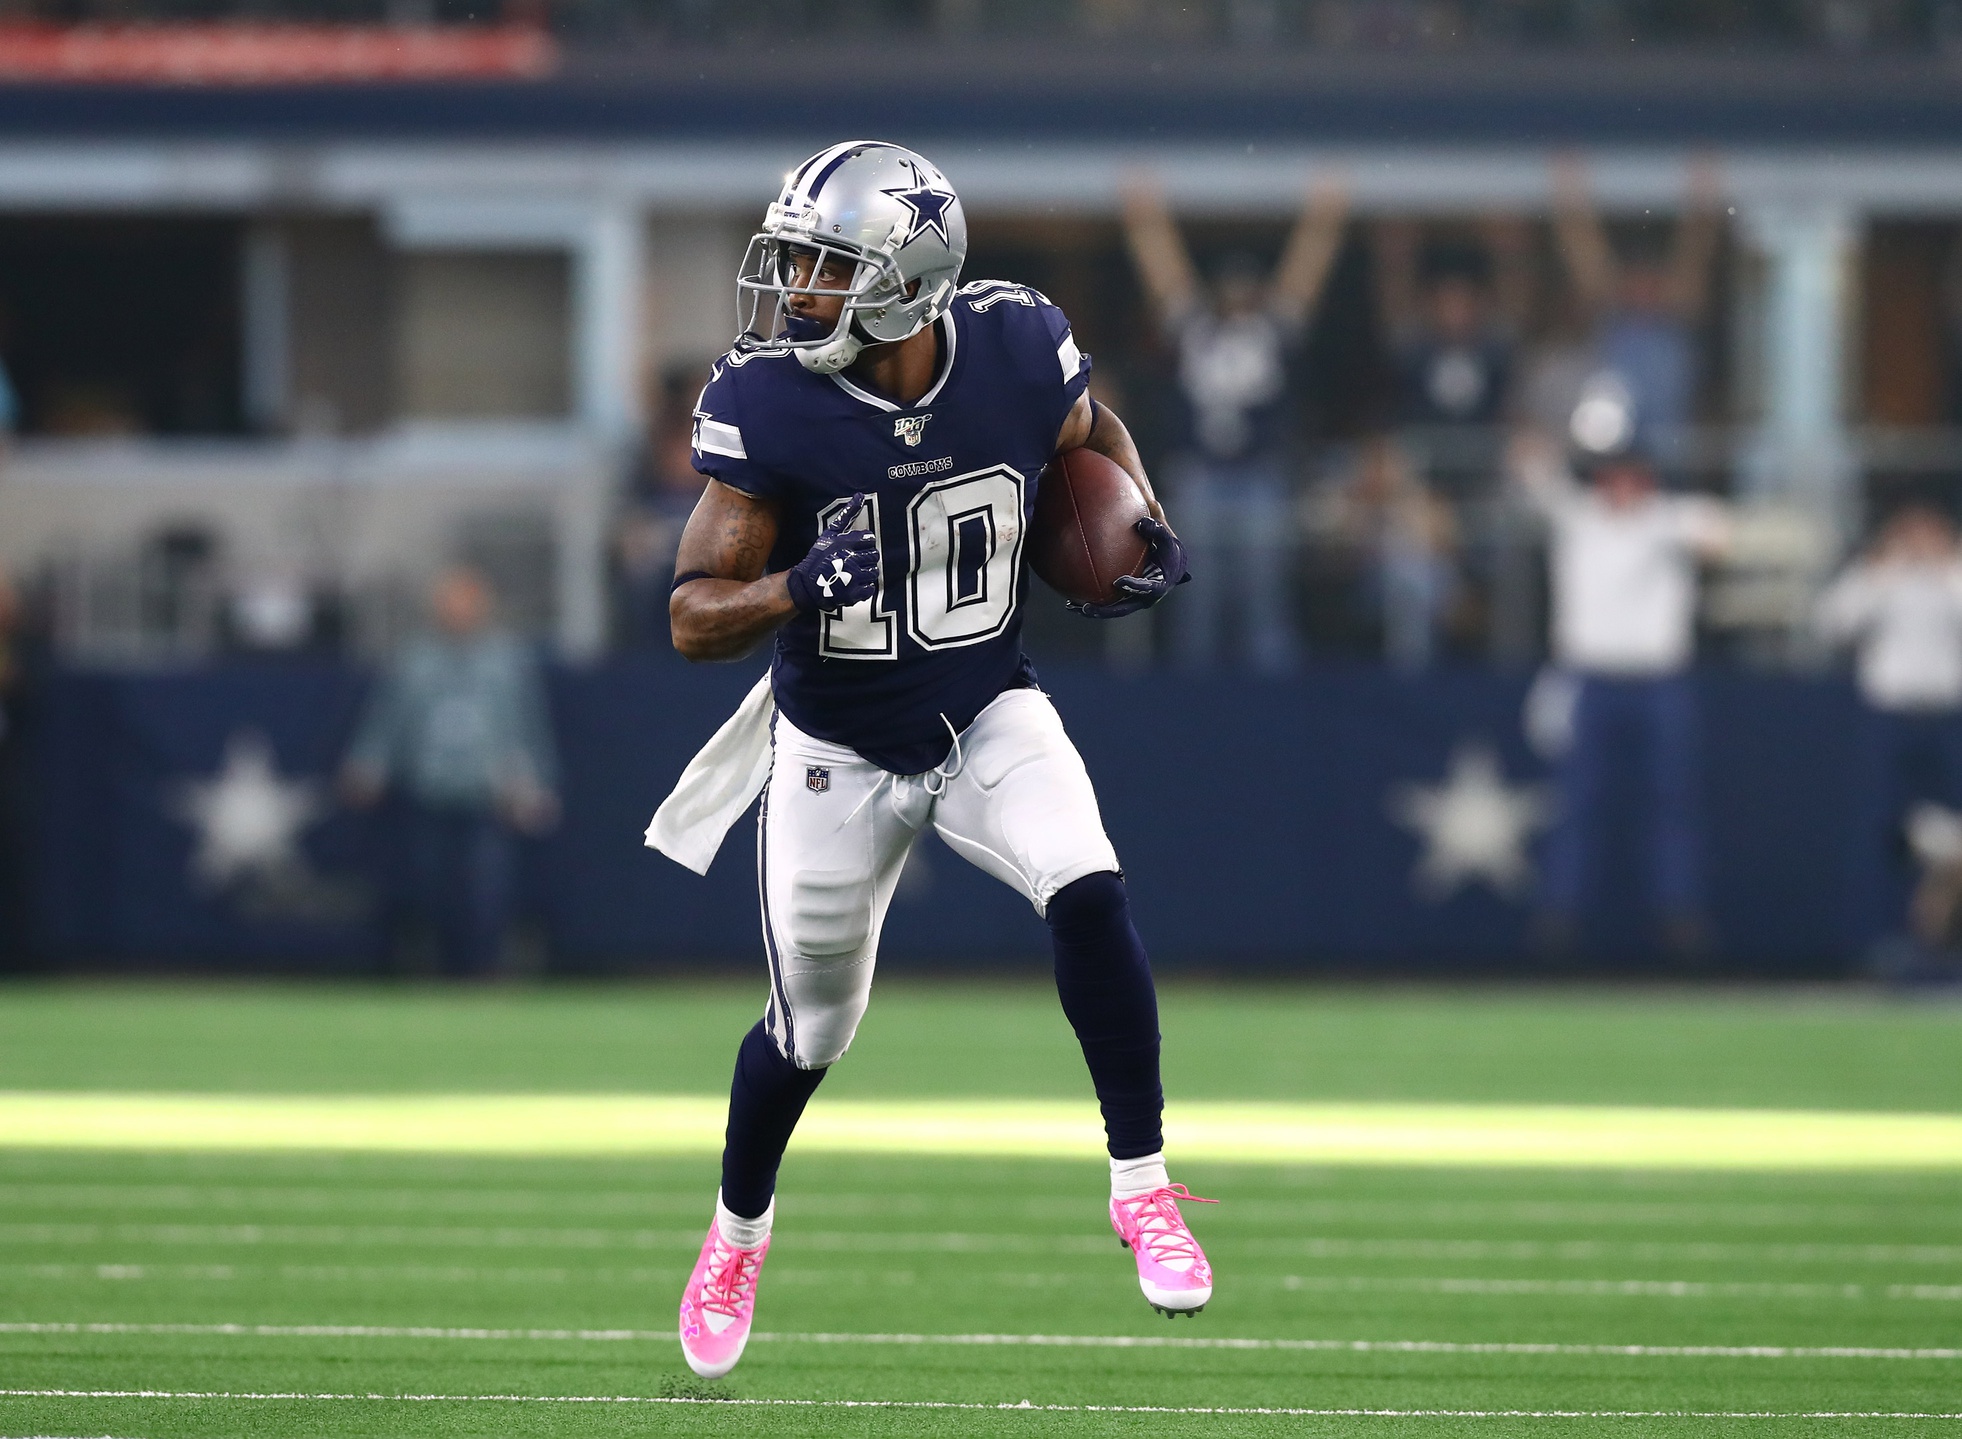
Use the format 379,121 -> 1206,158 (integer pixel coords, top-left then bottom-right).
1104,157 -> 1722,677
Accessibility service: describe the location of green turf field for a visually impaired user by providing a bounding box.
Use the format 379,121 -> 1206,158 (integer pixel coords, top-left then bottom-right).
1,982 -> 1959,1437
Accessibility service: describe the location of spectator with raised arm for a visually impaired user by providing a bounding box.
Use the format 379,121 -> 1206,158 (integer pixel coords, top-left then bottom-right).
1123,174 -> 1349,672
1372,217 -> 1532,432
1548,156 -> 1723,459
1815,503 -> 1962,969
1510,433 -> 1732,959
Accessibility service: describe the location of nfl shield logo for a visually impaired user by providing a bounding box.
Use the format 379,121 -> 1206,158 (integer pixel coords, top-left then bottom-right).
806,766 -> 831,794
893,414 -> 931,447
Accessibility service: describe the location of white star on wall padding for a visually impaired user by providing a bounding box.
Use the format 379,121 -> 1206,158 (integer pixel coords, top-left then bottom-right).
172,731 -> 324,889
1388,742 -> 1555,902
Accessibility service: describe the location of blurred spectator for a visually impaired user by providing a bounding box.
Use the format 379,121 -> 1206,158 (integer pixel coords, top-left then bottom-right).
1123,174 -> 1350,673
339,567 -> 559,979
1329,436 -> 1460,670
0,566 -> 31,968
1513,286 -> 1602,446
1549,157 -> 1723,457
0,304 -> 17,443
1814,503 -> 1962,965
1511,435 -> 1733,956
1372,219 -> 1531,431
614,368 -> 711,647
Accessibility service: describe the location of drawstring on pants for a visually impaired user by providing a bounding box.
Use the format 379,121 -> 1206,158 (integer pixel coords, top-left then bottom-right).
923,714 -> 965,798
837,713 -> 966,823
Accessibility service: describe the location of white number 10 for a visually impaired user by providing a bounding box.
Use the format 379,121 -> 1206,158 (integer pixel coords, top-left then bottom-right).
818,465 -> 1027,661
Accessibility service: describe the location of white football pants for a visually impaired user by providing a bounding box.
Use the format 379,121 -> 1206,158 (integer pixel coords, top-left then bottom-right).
758,687 -> 1121,1068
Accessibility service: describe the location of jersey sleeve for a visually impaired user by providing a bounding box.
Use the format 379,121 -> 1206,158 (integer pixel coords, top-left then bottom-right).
689,359 -> 782,499
966,282 -> 1093,438
1034,295 -> 1094,419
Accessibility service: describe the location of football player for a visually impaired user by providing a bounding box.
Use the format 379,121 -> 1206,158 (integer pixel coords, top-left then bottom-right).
655,141 -> 1209,1380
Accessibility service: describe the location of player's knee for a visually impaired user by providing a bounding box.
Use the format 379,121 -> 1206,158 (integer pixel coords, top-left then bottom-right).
788,981 -> 869,1067
1045,869 -> 1129,943
785,869 -> 873,959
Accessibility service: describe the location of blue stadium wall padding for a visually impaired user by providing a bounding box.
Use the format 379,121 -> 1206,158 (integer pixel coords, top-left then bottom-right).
24,657 -> 1860,973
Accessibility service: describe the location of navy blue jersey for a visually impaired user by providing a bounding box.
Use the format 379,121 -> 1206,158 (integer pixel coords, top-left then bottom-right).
691,280 -> 1092,774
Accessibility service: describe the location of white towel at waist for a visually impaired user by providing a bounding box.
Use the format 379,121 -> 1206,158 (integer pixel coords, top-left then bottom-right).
644,673 -> 775,876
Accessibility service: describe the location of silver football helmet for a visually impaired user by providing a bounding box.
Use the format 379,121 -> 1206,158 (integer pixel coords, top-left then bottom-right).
737,140 -> 969,375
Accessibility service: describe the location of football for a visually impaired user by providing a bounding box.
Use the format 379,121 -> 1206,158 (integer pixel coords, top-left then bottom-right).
1029,447 -> 1151,607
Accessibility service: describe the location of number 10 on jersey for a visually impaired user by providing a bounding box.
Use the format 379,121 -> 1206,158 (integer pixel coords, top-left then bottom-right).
817,465 -> 1028,660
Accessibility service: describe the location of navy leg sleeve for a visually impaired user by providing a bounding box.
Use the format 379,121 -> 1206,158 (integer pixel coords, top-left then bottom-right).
1047,870 -> 1165,1160
720,1019 -> 827,1219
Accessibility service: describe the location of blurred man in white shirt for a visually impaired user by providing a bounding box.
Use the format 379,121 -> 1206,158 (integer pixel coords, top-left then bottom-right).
1815,503 -> 1962,959
1512,435 -> 1732,954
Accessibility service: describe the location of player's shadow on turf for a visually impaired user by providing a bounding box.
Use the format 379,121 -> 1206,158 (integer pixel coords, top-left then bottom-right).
662,1374 -> 737,1400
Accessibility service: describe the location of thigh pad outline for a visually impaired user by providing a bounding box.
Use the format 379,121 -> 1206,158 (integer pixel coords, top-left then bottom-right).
782,867 -> 874,960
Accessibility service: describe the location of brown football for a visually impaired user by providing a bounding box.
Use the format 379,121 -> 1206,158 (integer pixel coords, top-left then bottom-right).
1029,448 -> 1151,608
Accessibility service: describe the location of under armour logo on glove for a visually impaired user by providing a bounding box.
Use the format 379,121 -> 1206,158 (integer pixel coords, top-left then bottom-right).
785,493 -> 881,615
813,557 -> 854,600
1073,517 -> 1192,620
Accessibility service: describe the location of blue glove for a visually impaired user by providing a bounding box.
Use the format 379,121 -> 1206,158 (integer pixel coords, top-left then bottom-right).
1074,517 -> 1191,620
785,493 -> 881,614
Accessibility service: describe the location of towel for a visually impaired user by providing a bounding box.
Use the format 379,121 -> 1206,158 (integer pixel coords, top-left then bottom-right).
644,673 -> 776,875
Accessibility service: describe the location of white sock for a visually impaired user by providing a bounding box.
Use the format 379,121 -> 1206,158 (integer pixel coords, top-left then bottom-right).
1110,1152 -> 1169,1200
715,1190 -> 774,1249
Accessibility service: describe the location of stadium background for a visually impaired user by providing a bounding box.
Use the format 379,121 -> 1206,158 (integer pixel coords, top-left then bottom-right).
1,4 -> 1961,1437
5,0 -> 1961,973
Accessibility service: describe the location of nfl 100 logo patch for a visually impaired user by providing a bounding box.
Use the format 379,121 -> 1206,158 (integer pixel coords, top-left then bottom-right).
893,414 -> 932,447
806,766 -> 831,794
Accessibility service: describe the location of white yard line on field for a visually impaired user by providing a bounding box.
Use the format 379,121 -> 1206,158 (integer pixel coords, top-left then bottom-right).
1,1390 -> 1960,1419
6,1223 -> 1962,1265
757,1331 -> 1962,1360
1277,1275 -> 1961,1300
1,1322 -> 1958,1360
7,1184 -> 1955,1230
9,1262 -> 1960,1301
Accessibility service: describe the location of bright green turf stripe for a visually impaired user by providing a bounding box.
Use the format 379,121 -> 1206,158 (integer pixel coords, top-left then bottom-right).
2,1094 -> 1961,1168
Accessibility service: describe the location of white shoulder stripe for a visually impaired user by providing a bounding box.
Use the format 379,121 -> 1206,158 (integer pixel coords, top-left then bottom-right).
1057,332 -> 1084,382
693,417 -> 747,460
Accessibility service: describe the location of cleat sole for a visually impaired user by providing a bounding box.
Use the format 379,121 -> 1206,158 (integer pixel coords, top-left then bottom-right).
1148,1302 -> 1206,1318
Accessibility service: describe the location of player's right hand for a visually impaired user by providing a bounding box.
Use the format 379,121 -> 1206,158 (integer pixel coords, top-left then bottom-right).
785,493 -> 881,614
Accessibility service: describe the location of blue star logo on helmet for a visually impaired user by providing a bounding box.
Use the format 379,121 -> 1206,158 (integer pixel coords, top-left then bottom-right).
882,162 -> 957,249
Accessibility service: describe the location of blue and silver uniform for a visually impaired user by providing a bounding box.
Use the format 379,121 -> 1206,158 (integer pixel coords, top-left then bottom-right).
691,280 -> 1091,775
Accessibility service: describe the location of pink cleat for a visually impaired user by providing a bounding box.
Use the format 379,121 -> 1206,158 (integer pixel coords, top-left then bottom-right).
1110,1183 -> 1218,1317
678,1216 -> 770,1378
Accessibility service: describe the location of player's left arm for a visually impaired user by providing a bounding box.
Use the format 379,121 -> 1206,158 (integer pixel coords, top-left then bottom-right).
1054,390 -> 1167,526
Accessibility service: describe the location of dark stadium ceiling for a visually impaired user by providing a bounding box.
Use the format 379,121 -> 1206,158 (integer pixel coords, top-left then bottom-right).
1,46 -> 1961,145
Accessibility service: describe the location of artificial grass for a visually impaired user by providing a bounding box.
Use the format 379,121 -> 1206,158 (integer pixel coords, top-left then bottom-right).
0,980 -> 1958,1111
0,981 -> 1958,1436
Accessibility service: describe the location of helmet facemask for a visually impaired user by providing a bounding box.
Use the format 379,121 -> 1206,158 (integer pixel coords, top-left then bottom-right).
736,228 -> 901,374
735,144 -> 967,375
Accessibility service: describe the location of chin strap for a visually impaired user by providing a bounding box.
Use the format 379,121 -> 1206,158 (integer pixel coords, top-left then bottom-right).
795,331 -> 863,374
